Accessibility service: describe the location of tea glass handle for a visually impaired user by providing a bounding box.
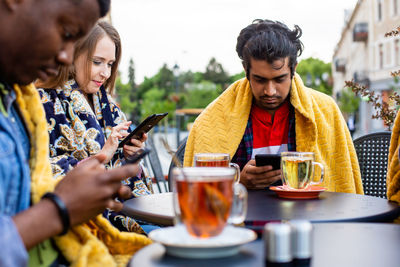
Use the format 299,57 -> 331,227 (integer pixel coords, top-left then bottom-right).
230,162 -> 241,184
311,161 -> 324,186
228,183 -> 248,225
172,170 -> 182,225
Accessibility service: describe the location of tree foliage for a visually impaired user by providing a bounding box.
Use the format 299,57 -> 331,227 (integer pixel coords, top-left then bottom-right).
296,57 -> 332,95
337,86 -> 360,115
203,57 -> 229,86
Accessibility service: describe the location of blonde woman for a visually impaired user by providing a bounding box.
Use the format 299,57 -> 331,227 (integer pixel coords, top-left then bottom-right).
37,21 -> 155,234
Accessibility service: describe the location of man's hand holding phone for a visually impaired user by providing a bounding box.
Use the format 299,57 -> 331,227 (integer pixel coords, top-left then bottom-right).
240,159 -> 281,189
53,153 -> 140,227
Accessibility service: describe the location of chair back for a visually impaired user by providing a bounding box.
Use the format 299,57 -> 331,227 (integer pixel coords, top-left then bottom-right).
144,135 -> 168,193
353,131 -> 391,198
167,137 -> 188,191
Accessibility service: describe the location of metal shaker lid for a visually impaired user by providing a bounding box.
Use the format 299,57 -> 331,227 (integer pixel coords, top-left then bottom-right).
288,220 -> 313,259
263,222 -> 292,263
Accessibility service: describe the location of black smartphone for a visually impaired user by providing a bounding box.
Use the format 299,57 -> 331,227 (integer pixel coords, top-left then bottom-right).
118,112 -> 168,148
122,148 -> 151,165
255,154 -> 281,170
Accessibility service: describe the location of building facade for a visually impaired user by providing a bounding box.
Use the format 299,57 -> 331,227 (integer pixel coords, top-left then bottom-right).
332,0 -> 400,136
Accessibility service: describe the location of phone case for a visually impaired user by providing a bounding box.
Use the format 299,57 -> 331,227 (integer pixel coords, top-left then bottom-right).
118,112 -> 168,148
255,154 -> 281,170
123,148 -> 151,165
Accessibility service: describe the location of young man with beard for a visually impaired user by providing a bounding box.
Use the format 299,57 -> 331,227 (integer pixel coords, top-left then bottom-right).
184,19 -> 363,194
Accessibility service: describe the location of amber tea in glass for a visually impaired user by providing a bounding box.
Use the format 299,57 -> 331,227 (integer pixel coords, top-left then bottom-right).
194,153 -> 240,183
173,167 -> 247,238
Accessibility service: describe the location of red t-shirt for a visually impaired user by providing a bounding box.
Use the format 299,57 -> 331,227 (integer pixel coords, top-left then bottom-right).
251,100 -> 290,158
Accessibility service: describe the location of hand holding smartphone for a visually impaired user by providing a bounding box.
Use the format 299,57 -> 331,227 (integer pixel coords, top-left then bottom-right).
255,154 -> 281,170
118,112 -> 168,148
122,148 -> 151,165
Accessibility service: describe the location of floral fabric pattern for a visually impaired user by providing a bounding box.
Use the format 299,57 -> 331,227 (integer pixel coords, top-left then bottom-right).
38,80 -> 152,233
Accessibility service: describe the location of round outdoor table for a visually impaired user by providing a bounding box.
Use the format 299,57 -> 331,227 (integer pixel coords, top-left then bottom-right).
121,189 -> 400,227
129,223 -> 400,267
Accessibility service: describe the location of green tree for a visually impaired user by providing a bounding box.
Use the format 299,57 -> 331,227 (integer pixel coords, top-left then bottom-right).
141,87 -> 176,123
296,57 -> 332,95
337,86 -> 360,115
115,75 -> 136,117
183,81 -> 222,109
203,57 -> 229,86
128,58 -> 135,87
229,71 -> 246,83
115,59 -> 141,123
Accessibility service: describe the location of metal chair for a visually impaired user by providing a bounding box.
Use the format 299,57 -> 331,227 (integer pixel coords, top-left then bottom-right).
353,131 -> 391,198
167,137 -> 188,191
143,135 -> 168,193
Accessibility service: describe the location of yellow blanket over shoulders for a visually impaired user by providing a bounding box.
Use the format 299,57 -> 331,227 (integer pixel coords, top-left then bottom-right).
387,111 -> 400,202
184,74 -> 363,194
14,84 -> 151,267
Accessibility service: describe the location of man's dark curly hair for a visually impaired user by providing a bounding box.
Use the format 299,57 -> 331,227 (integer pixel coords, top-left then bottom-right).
236,19 -> 304,79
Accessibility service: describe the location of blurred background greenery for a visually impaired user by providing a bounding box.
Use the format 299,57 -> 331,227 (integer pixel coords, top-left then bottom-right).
116,56 -> 348,129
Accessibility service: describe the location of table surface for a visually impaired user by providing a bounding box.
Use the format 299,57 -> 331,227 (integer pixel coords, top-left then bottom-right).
129,223 -> 400,267
121,189 -> 400,227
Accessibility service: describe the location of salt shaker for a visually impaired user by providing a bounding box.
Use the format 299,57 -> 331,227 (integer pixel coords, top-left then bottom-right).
288,220 -> 313,267
263,222 -> 293,267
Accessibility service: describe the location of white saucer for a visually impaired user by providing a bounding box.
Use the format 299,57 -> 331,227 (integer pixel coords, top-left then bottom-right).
148,225 -> 257,259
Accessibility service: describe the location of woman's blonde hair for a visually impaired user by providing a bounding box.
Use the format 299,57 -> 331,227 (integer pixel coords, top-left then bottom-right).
36,20 -> 121,95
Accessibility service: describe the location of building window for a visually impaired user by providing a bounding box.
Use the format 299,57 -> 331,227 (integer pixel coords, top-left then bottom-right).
394,0 -> 399,16
379,44 -> 384,69
377,0 -> 383,21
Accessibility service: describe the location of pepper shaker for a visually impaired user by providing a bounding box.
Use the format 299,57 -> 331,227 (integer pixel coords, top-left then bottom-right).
263,222 -> 293,267
288,220 -> 313,267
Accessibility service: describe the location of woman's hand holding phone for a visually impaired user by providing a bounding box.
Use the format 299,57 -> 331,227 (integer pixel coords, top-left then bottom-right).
100,121 -> 132,163
122,132 -> 147,158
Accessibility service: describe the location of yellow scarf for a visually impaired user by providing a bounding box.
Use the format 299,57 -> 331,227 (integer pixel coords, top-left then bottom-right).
14,84 -> 151,267
387,111 -> 400,202
184,75 -> 363,194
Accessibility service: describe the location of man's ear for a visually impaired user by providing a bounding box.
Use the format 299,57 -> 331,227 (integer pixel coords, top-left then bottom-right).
3,0 -> 23,11
242,62 -> 250,80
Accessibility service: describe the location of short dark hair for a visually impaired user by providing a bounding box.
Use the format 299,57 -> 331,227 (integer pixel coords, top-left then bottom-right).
70,0 -> 110,17
236,19 -> 303,79
97,0 -> 110,17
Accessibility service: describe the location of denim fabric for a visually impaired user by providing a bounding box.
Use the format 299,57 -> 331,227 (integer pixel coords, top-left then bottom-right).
0,217 -> 28,266
0,85 -> 31,265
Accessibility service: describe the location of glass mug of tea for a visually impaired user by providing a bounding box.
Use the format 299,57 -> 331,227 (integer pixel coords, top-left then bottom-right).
173,167 -> 248,238
280,152 -> 324,190
194,153 -> 241,183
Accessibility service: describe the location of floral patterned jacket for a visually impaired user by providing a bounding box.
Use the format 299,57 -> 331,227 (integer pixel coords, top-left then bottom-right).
38,80 -> 152,233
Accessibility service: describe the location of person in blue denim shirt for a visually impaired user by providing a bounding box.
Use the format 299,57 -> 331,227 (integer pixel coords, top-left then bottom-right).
0,0 -> 143,266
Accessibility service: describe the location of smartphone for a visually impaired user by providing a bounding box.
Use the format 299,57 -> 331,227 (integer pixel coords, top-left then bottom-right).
122,148 -> 151,165
255,154 -> 281,170
118,112 -> 168,148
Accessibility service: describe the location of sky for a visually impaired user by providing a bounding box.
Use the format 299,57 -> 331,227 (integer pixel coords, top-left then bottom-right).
111,0 -> 358,83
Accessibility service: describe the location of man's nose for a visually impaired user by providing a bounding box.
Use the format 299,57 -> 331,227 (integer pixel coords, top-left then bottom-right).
264,81 -> 276,96
57,42 -> 74,65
